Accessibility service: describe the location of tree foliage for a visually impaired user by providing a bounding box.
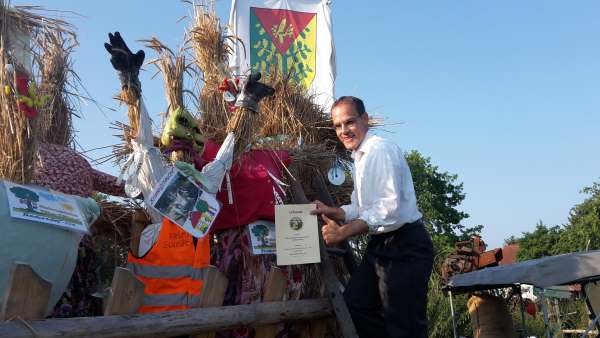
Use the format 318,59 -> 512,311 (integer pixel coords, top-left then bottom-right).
515,221 -> 562,261
404,151 -> 481,337
405,150 -> 483,250
513,180 -> 600,261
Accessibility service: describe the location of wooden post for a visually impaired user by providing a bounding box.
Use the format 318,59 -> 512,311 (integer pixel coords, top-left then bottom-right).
0,262 -> 51,321
288,177 -> 359,338
254,266 -> 287,338
311,173 -> 357,275
0,299 -> 333,338
103,267 -> 145,315
192,265 -> 228,338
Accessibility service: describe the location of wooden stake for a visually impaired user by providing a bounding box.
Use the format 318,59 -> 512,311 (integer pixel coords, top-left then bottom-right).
103,267 -> 144,316
254,266 -> 287,338
1,262 -> 51,321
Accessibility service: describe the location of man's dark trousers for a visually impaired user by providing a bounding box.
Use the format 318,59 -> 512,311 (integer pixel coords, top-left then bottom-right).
344,220 -> 434,338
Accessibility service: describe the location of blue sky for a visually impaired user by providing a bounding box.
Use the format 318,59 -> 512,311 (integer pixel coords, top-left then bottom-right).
18,1 -> 600,248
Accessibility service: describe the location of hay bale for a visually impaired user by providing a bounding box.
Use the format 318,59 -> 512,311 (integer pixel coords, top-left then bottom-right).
467,294 -> 517,338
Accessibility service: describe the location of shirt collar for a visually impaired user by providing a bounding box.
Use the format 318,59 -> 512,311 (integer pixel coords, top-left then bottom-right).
351,131 -> 375,161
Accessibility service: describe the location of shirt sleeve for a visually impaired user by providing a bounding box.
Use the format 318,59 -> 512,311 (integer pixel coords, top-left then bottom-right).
340,189 -> 359,222
356,147 -> 403,233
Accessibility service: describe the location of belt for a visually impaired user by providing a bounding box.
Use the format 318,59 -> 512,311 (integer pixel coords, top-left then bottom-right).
371,218 -> 424,239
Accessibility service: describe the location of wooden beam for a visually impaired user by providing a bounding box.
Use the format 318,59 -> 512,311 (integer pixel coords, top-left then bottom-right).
103,267 -> 144,316
288,178 -> 359,338
0,299 -> 332,338
0,262 -> 51,321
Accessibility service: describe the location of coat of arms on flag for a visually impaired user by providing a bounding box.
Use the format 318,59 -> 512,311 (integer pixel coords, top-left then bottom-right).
229,0 -> 335,109
250,8 -> 317,89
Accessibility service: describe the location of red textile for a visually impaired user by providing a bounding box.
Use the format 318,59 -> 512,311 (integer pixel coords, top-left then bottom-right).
15,73 -> 39,119
200,140 -> 290,231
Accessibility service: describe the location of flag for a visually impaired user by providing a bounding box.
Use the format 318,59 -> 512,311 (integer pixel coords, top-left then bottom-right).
228,0 -> 336,109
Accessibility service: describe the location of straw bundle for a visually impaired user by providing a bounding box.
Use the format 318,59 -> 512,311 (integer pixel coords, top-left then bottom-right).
118,87 -> 141,140
92,199 -> 143,246
0,3 -> 74,183
189,1 -> 235,142
142,37 -> 188,114
37,31 -> 78,146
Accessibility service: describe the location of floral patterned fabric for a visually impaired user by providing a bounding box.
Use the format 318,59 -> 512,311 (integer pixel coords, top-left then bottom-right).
31,142 -> 124,318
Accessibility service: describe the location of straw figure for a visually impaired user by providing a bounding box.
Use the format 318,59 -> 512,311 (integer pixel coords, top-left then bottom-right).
0,4 -> 134,318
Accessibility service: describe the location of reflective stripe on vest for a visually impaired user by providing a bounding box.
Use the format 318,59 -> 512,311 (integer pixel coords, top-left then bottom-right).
141,293 -> 203,308
128,262 -> 208,281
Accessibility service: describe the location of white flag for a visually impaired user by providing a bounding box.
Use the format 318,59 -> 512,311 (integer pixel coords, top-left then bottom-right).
228,0 -> 336,110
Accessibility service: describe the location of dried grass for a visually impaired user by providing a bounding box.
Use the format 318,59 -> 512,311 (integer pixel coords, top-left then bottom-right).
142,37 -> 191,114
92,199 -> 143,246
0,2 -> 75,183
37,31 -> 78,146
189,1 -> 234,142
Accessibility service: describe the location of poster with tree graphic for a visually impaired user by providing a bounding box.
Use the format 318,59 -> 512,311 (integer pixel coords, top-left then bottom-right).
4,180 -> 88,233
248,220 -> 276,255
229,0 -> 335,109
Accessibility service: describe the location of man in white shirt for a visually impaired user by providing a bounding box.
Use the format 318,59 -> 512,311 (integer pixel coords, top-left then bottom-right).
312,96 -> 433,338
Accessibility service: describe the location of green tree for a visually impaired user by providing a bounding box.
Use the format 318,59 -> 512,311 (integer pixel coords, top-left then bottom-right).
9,186 -> 40,211
251,223 -> 270,246
512,181 -> 600,261
405,150 -> 483,250
555,182 -> 600,253
404,151 -> 481,337
515,221 -> 562,261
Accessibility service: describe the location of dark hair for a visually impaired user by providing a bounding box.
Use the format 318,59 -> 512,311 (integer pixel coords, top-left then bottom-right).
331,96 -> 366,116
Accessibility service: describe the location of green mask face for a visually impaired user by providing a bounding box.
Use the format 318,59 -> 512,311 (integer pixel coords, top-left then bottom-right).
160,107 -> 204,152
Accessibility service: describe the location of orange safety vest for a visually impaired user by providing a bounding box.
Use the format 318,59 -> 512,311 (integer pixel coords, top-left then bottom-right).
127,218 -> 210,313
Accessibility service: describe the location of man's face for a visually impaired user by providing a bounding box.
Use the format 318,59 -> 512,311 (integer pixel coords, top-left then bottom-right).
331,103 -> 369,151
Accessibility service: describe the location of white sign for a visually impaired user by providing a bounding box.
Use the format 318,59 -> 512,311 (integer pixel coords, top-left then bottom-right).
4,181 -> 88,234
275,204 -> 320,265
148,167 -> 220,238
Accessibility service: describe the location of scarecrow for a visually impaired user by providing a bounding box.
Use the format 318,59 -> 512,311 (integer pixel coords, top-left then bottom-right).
104,30 -> 278,313
0,5 -> 127,317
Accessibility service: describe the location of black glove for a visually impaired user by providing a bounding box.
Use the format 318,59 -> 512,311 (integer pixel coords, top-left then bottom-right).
104,31 -> 145,92
235,72 -> 275,112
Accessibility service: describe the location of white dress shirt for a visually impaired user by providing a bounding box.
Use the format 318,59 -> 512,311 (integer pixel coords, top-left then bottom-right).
341,132 -> 422,234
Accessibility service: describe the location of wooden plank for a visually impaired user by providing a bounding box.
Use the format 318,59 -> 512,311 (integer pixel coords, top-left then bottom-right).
288,178 -> 359,338
0,262 -> 51,321
192,266 -> 228,338
254,266 -> 287,338
198,265 -> 228,308
0,299 -> 333,338
309,319 -> 329,338
103,267 -> 145,315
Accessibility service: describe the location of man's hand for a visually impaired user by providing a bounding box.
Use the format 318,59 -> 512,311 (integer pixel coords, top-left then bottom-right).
310,200 -> 345,222
104,31 -> 145,91
321,214 -> 346,245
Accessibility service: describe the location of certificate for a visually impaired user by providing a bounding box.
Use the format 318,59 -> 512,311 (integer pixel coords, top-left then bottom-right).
275,204 -> 320,265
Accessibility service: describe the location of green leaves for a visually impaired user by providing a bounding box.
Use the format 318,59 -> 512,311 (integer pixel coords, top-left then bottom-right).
405,150 -> 479,251
512,180 -> 600,261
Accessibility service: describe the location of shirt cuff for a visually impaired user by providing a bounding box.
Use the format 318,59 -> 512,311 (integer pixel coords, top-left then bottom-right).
340,204 -> 358,223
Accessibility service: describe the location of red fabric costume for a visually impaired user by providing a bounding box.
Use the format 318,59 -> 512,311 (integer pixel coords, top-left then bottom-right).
200,140 -> 290,232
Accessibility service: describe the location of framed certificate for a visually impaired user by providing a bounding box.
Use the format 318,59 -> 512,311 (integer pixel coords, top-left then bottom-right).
275,204 -> 320,265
